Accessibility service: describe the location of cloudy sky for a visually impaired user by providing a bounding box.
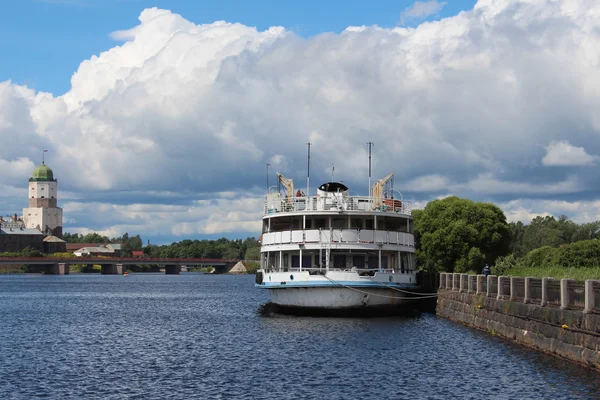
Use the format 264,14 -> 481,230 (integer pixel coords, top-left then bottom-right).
1,0 -> 600,244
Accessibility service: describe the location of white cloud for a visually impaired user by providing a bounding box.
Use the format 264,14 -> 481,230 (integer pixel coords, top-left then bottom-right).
542,140 -> 599,166
402,1 -> 447,23
405,174 -> 449,192
3,1 -> 600,240
500,199 -> 600,224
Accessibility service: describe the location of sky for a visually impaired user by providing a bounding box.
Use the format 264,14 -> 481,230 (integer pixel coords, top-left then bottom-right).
1,0 -> 599,244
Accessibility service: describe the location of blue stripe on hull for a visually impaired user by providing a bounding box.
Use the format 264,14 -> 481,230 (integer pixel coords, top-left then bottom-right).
256,281 -> 418,289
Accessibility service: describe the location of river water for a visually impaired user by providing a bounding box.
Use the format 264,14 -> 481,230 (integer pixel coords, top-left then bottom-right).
0,273 -> 598,399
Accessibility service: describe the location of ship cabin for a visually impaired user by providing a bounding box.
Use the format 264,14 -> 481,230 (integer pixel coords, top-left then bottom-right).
261,180 -> 416,276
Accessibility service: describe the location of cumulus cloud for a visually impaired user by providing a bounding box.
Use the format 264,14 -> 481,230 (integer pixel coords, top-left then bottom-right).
542,140 -> 599,166
3,1 -> 600,241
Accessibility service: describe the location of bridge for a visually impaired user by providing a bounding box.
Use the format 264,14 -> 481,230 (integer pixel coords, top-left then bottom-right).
0,257 -> 240,275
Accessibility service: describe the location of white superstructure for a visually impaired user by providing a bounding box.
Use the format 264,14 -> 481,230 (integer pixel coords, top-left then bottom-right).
256,172 -> 419,314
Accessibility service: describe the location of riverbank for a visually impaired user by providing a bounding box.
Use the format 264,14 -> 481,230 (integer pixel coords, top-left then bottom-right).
436,273 -> 600,371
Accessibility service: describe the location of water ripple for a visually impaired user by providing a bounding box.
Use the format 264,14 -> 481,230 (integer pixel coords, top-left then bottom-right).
0,273 -> 598,399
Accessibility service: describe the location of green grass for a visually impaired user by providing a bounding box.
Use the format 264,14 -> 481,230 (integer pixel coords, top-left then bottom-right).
504,266 -> 600,281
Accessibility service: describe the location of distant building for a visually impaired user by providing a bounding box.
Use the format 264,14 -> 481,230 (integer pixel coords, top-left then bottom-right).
0,161 -> 66,253
0,225 -> 44,253
43,236 -> 67,254
67,243 -> 122,257
73,246 -> 114,257
23,161 -> 63,238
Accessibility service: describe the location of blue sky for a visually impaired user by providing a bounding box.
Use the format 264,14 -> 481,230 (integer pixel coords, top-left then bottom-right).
0,0 -> 476,95
2,0 -> 600,244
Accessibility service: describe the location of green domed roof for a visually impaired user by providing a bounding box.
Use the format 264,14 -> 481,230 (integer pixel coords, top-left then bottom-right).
30,163 -> 56,182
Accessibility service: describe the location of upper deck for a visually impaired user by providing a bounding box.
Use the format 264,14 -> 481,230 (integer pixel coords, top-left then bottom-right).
264,193 -> 412,217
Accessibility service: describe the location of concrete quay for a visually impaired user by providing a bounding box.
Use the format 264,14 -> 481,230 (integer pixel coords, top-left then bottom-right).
437,273 -> 600,371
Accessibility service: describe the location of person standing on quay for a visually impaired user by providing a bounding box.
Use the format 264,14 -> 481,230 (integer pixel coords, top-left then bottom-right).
482,264 -> 491,277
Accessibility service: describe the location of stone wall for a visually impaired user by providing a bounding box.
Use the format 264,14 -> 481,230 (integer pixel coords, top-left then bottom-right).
437,289 -> 600,370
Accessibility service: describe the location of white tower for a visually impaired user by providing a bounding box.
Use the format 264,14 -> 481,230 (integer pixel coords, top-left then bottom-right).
23,162 -> 63,237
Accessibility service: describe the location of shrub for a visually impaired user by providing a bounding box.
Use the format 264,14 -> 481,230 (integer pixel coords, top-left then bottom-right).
492,253 -> 519,276
552,239 -> 600,268
245,261 -> 260,274
521,246 -> 557,269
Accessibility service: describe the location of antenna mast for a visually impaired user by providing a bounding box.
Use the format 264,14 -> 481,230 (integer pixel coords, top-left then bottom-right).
367,142 -> 374,197
266,162 -> 270,193
306,142 -> 311,196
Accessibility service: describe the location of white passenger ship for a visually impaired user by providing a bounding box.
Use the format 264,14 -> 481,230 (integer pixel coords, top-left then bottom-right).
255,171 -> 419,315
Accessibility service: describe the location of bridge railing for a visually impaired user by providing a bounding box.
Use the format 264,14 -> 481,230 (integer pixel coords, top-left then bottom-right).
440,272 -> 600,314
0,257 -> 240,265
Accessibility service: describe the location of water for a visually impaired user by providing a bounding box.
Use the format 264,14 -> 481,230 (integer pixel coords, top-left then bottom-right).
0,273 -> 598,399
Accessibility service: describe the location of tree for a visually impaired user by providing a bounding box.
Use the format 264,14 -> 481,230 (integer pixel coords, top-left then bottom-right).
414,196 -> 510,273
244,246 -> 260,261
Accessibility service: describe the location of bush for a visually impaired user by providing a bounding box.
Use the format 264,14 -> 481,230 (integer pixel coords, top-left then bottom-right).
49,252 -> 76,258
521,246 -> 557,269
552,239 -> 600,269
493,253 -> 520,276
245,261 -> 260,274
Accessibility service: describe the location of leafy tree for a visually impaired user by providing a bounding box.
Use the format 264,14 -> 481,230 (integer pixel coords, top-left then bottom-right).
244,246 -> 260,261
414,196 -> 510,272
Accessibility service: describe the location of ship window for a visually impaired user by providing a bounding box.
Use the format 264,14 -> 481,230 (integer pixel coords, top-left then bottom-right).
365,219 -> 374,230
385,218 -> 401,231
314,219 -> 326,229
332,218 -> 344,229
350,218 -> 362,229
292,219 -> 301,229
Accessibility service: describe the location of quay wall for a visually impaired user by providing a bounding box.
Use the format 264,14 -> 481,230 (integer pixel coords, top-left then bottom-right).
436,273 -> 600,371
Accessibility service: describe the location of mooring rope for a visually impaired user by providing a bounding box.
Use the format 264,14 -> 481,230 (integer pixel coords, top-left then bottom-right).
322,275 -> 439,300
373,280 -> 440,297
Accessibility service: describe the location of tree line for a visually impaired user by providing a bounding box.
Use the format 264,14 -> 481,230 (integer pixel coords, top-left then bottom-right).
62,196 -> 599,273
414,196 -> 600,274
62,233 -> 261,260
63,232 -> 143,257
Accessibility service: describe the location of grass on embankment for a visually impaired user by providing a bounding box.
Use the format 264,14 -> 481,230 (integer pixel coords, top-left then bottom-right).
504,266 -> 600,281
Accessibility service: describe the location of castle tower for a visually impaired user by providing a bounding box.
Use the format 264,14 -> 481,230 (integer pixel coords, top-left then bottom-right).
22,162 -> 63,237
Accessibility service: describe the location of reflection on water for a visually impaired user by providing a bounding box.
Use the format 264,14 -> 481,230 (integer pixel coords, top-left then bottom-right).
0,273 -> 598,399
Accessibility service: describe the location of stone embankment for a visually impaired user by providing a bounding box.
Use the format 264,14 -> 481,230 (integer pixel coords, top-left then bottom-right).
437,273 -> 600,370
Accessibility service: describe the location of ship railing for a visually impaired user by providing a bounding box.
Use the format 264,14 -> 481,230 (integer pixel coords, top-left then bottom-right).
265,267 -> 416,274
261,229 -> 415,247
264,195 -> 412,215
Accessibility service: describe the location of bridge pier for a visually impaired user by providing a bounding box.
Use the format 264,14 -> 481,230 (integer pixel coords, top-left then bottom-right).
116,263 -> 126,274
165,264 -> 181,275
45,263 -> 70,275
100,264 -> 120,274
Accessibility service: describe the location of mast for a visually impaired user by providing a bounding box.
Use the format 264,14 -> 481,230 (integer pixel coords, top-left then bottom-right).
306,142 -> 311,196
367,142 -> 374,197
266,162 -> 270,193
